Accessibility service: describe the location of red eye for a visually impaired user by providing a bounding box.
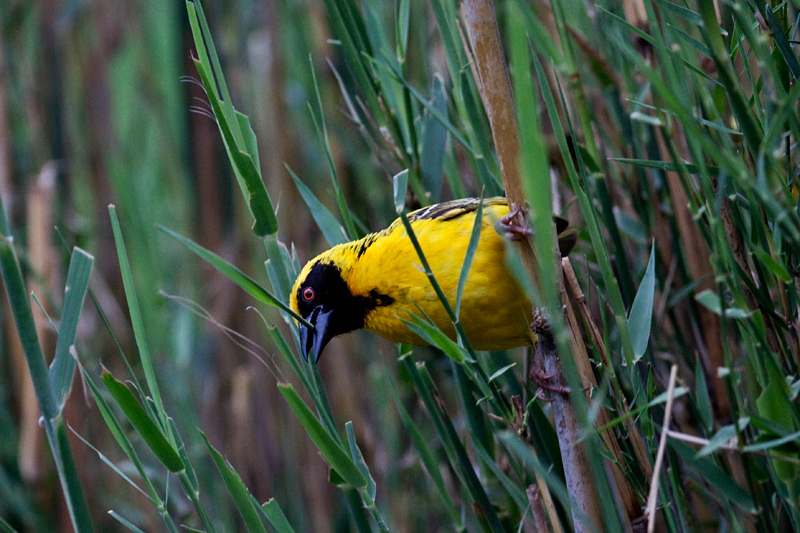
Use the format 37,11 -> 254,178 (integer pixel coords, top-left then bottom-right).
302,287 -> 315,301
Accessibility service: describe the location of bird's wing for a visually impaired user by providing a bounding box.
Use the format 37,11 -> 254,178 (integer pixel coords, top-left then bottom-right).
405,197 -> 578,256
407,197 -> 507,223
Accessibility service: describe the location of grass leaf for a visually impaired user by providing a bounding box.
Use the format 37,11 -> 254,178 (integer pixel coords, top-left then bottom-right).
201,433 -> 268,533
628,243 -> 656,361
278,383 -> 367,489
158,225 -> 312,328
287,166 -> 348,247
49,248 -> 93,412
100,371 -> 184,473
261,499 -> 296,533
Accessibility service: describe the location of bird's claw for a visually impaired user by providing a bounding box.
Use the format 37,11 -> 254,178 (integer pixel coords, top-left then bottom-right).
497,207 -> 532,241
529,316 -> 570,397
530,309 -> 551,336
529,366 -> 571,396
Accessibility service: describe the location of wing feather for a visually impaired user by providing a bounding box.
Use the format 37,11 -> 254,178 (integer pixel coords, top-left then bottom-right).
408,197 -> 507,223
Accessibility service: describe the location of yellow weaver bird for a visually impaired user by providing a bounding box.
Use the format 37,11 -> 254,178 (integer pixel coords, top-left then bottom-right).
290,197 -> 576,362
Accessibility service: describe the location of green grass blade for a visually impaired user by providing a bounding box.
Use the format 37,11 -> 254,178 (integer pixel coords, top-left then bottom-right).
696,419 -> 747,457
0,230 -> 93,532
669,441 -> 757,513
260,499 -> 296,533
319,0 -> 381,114
278,383 -> 367,489
452,364 -> 493,456
187,0 -> 237,136
52,421 -> 95,532
393,169 -> 409,213
752,247 -> 791,283
377,59 -> 476,154
108,511 -> 148,533
609,157 -> 718,175
266,326 -> 313,391
71,429 -> 153,503
345,422 -> 376,502
186,2 -> 278,237
419,75 -> 448,202
168,418 -> 199,493
511,0 -> 564,65
235,110 -> 262,174
287,166 -> 348,247
651,0 -> 703,25
339,487 -> 374,533
511,4 -> 555,310
755,357 -> 798,484
403,359 -> 505,532
455,195 -> 483,318
308,61 -> 359,240
263,235 -> 294,305
501,432 -> 594,532
763,6 -> 800,80
395,0 -> 410,59
158,224 -> 311,327
0,517 -> 19,533
387,356 -> 463,527
694,356 -> 713,434
627,243 -> 656,362
743,429 -> 800,453
698,0 -> 763,154
472,444 -> 530,520
49,248 -> 93,412
100,371 -> 184,473
201,433 -> 268,533
0,237 -> 58,421
401,315 -> 466,364
108,205 -> 166,421
76,362 -> 164,504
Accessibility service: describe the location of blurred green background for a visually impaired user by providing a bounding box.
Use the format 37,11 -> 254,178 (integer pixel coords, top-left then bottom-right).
2,0 -> 800,531
0,0 -> 403,530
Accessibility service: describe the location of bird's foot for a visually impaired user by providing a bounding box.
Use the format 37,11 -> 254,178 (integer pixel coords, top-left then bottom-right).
529,366 -> 571,396
529,322 -> 570,397
496,207 -> 532,241
530,309 -> 551,336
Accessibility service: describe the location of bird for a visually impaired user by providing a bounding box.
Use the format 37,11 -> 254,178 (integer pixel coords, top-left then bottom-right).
290,197 -> 576,362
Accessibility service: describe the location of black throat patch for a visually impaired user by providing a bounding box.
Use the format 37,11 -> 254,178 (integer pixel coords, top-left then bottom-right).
296,262 -> 395,338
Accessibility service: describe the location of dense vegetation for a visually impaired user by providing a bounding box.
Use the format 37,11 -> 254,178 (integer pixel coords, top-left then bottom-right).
1,0 -> 800,531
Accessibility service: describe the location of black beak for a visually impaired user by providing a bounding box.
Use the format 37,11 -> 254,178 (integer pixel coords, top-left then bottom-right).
298,306 -> 334,363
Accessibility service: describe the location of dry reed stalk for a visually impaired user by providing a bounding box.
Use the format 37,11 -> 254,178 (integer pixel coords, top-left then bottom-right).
539,336 -> 603,533
652,126 -> 730,418
462,1 -> 608,530
645,365 -> 677,533
526,485 -> 549,533
19,163 -> 59,483
562,258 -> 653,480
560,260 -> 637,529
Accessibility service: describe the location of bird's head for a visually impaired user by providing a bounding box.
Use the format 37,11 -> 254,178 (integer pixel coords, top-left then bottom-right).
290,251 -> 367,363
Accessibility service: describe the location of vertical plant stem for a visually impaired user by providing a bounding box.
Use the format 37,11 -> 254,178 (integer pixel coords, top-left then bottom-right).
562,258 -> 652,479
19,164 -> 58,485
462,0 -> 540,286
654,125 -> 729,417
0,232 -> 93,532
539,337 -> 601,533
561,268 -> 637,526
462,0 -> 521,203
646,365 -> 678,533
463,1 -> 606,530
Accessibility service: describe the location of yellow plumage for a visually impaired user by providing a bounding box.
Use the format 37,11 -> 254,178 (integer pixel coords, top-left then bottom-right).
290,197 -> 572,361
